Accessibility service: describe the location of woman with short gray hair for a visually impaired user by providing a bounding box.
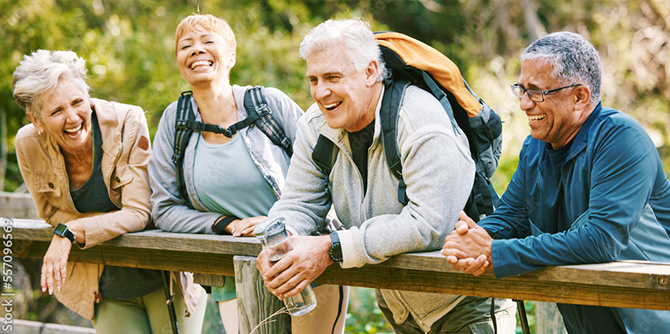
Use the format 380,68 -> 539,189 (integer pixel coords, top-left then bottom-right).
13,49 -> 206,333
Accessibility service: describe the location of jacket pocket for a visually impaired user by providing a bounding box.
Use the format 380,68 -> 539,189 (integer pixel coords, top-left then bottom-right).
110,164 -> 133,190
33,170 -> 61,197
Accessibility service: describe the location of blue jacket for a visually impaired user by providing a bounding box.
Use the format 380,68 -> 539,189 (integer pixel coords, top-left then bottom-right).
480,104 -> 670,333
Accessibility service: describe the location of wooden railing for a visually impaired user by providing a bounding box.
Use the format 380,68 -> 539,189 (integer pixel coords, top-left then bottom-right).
8,216 -> 670,333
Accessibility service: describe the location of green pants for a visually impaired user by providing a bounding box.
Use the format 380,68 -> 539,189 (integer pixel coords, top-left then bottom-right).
91,286 -> 207,334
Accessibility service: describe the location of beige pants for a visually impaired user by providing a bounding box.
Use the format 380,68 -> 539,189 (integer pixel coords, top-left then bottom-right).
219,284 -> 349,334
92,286 -> 207,334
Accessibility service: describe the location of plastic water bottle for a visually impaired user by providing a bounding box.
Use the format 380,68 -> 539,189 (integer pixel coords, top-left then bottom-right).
257,217 -> 317,316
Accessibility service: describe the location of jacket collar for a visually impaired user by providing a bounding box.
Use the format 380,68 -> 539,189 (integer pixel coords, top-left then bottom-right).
231,84 -> 249,120
563,102 -> 603,162
91,98 -> 123,159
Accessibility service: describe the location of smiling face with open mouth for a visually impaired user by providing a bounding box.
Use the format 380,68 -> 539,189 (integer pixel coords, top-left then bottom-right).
176,27 -> 236,88
306,47 -> 380,132
29,77 -> 92,156
517,58 -> 588,149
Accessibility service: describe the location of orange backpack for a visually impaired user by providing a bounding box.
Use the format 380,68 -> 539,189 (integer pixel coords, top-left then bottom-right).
312,32 -> 503,220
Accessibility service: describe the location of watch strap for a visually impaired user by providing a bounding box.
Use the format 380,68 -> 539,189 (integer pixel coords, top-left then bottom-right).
54,223 -> 76,243
329,231 -> 343,263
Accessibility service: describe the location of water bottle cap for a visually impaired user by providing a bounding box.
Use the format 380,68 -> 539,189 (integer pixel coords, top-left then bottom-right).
256,217 -> 287,246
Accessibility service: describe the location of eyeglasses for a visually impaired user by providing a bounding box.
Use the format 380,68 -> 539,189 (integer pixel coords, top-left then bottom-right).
510,83 -> 581,102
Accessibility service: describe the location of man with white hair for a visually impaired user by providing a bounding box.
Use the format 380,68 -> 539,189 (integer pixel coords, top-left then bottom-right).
256,18 -> 516,333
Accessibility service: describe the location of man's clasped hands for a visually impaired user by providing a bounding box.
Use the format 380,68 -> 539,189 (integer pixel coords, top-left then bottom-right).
440,211 -> 495,276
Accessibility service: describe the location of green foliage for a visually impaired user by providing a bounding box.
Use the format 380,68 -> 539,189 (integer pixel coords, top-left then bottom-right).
3,0 -> 670,331
4,0 -> 670,194
345,287 -> 393,333
518,301 -> 536,334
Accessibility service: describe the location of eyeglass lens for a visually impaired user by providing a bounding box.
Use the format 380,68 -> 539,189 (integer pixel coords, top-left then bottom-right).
511,85 -> 543,102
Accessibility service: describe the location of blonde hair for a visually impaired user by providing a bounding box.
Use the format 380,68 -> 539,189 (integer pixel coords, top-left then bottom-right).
12,50 -> 90,117
174,14 -> 237,54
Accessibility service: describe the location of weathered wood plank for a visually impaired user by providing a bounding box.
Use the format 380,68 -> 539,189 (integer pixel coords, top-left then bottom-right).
10,219 -> 262,255
234,255 -> 290,334
0,192 -> 38,219
10,319 -> 95,334
10,219 -> 670,311
15,240 -> 238,276
314,262 -> 670,310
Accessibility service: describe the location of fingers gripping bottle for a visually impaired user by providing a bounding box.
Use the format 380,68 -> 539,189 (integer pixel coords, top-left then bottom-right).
257,217 -> 317,316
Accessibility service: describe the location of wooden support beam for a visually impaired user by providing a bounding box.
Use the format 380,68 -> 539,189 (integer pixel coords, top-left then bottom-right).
0,192 -> 38,219
234,255 -> 290,334
11,319 -> 95,334
10,219 -> 670,312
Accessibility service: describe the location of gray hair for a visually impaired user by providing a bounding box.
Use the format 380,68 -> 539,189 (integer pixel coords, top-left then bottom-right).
299,18 -> 387,82
521,31 -> 601,105
12,50 -> 90,117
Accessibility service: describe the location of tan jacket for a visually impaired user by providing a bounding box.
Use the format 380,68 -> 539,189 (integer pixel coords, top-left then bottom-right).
15,99 -> 199,320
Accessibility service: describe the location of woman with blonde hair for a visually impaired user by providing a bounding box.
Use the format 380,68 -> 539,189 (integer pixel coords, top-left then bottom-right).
149,13 -> 349,333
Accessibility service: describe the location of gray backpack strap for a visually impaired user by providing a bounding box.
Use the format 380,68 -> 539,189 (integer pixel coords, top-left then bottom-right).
244,86 -> 293,157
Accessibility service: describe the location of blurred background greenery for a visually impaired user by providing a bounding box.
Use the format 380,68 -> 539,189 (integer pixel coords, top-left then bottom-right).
1,0 -> 668,333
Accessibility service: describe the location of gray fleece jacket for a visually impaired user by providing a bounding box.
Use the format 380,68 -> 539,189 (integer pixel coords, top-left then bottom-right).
149,85 -> 302,233
262,85 -> 479,331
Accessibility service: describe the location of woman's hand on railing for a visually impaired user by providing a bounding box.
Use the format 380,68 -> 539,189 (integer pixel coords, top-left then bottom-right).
229,216 -> 267,237
41,235 -> 73,295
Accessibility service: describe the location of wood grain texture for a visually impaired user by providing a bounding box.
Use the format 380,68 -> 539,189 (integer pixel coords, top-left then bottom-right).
234,255 -> 290,334
1,192 -> 39,219
11,219 -> 670,311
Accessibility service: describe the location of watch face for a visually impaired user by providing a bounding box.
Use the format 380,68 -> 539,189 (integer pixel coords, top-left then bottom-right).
54,223 -> 74,242
54,223 -> 68,236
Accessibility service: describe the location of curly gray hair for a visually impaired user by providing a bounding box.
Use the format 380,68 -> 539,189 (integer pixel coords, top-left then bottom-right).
521,31 -> 601,106
12,50 -> 90,118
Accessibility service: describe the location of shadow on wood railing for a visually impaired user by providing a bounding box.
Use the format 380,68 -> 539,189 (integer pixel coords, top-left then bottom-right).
4,190 -> 670,333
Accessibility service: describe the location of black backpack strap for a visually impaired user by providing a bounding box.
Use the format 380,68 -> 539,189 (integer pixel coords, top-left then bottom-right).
172,91 -> 193,166
380,75 -> 411,205
312,135 -> 336,197
244,86 -> 293,157
173,91 -> 195,202
313,135 -> 335,175
162,271 -> 179,334
178,118 -> 248,137
172,91 -> 253,202
421,72 -> 460,134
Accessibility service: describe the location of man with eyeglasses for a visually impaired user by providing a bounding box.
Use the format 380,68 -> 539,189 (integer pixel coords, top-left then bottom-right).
441,31 -> 670,333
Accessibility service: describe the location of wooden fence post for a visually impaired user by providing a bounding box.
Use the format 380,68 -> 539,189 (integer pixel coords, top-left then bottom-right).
233,255 -> 291,334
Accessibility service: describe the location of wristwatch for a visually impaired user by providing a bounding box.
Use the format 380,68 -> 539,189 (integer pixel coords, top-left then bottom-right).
54,223 -> 76,243
329,231 -> 343,263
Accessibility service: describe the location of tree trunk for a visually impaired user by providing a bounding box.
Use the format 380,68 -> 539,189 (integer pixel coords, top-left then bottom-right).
521,0 -> 546,42
1,110 -> 7,192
